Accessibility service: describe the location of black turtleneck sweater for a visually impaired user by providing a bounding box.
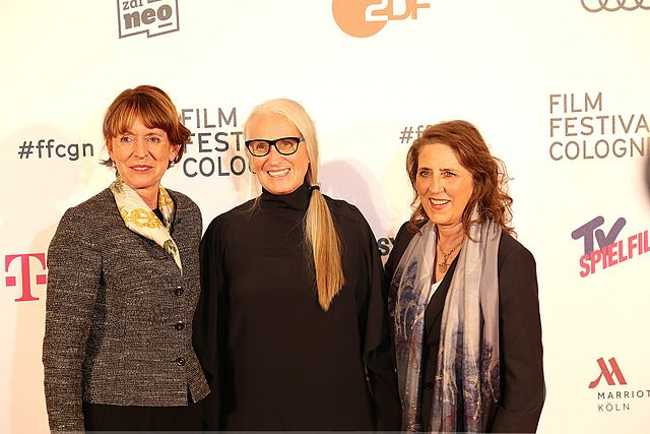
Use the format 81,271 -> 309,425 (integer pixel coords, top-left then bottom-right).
193,183 -> 401,431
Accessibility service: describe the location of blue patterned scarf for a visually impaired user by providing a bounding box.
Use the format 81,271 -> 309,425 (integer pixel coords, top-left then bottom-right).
392,212 -> 501,432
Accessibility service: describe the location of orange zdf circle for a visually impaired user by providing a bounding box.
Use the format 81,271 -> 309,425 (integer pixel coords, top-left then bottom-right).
332,0 -> 387,38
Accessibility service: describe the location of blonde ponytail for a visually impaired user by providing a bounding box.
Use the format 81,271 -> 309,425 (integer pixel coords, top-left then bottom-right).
244,98 -> 346,311
304,188 -> 345,311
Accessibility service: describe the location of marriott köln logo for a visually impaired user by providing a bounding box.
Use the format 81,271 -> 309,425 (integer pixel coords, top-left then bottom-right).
117,0 -> 180,39
588,357 -> 650,413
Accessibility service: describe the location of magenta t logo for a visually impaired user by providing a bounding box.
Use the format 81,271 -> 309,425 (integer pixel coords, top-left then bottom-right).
5,253 -> 47,302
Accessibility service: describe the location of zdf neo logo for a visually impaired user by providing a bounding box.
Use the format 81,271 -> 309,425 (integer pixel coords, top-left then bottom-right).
117,0 -> 180,39
332,0 -> 431,38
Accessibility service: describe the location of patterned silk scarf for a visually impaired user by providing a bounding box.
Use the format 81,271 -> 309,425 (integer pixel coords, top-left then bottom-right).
109,177 -> 183,273
392,209 -> 501,433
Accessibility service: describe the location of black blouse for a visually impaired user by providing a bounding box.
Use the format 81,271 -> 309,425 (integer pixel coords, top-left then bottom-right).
194,183 -> 401,431
384,222 -> 545,433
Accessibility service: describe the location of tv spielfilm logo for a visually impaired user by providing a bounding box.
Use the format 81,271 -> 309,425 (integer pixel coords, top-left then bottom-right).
581,0 -> 650,12
117,0 -> 180,39
332,0 -> 430,38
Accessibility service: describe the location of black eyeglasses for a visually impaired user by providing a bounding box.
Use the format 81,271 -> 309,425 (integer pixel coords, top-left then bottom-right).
245,137 -> 303,157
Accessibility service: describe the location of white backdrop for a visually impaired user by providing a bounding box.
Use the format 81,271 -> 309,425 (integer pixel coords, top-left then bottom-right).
2,1 -> 650,433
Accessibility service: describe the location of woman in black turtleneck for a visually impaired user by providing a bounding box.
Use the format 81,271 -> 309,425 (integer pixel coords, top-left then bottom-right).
193,98 -> 401,431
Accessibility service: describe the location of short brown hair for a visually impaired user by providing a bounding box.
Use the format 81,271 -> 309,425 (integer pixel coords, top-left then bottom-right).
406,120 -> 514,236
101,85 -> 190,167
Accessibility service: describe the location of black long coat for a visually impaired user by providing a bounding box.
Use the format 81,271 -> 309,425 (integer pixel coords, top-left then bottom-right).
194,183 -> 401,431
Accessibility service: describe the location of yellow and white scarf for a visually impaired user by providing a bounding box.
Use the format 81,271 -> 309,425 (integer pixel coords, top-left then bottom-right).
109,177 -> 182,273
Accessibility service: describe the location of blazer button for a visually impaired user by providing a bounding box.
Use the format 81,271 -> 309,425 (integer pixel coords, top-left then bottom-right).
174,286 -> 184,296
175,321 -> 185,331
175,357 -> 186,367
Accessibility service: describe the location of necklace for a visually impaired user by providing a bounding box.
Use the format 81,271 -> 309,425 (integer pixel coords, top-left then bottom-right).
437,238 -> 464,272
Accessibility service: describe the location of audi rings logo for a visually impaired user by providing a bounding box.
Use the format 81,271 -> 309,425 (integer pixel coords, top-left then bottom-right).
581,0 -> 650,12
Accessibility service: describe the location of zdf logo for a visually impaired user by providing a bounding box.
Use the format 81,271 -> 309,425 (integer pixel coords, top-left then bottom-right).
332,0 -> 431,38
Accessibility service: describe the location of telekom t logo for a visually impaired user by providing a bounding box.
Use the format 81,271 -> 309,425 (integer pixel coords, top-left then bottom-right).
571,216 -> 626,254
588,357 -> 627,389
5,253 -> 47,302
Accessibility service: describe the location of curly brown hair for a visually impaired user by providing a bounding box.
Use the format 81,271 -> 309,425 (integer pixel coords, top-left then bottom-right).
406,120 -> 515,237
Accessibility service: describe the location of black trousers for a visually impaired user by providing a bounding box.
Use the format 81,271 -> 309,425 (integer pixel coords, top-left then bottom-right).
83,400 -> 202,432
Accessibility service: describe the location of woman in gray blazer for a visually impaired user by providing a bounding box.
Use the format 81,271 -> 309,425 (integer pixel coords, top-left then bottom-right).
42,85 -> 210,432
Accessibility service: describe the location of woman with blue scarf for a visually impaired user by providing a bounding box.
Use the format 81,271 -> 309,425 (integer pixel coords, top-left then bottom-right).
385,120 -> 545,433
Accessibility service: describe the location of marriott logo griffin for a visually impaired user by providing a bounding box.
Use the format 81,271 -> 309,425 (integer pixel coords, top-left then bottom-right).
589,357 -> 627,388
118,0 -> 180,39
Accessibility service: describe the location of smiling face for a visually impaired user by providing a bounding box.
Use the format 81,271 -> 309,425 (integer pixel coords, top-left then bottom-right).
415,143 -> 474,228
107,117 -> 179,203
245,111 -> 310,195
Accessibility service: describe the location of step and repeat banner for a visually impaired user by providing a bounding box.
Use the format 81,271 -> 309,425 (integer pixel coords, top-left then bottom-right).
2,1 -> 650,433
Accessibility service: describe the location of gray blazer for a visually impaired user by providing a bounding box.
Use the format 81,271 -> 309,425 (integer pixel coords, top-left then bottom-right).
42,188 -> 210,432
